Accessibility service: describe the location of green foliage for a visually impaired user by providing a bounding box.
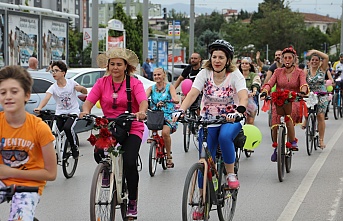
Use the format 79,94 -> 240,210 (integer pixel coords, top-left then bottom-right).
196,29 -> 220,58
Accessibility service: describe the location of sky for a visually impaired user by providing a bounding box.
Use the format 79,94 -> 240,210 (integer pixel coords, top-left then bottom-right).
148,0 -> 342,19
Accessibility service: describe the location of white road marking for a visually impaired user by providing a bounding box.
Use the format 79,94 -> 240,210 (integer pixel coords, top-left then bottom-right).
277,122 -> 343,221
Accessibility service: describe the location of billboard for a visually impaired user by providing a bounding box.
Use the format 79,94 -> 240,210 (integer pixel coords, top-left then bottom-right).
8,13 -> 39,67
148,39 -> 168,70
41,19 -> 68,67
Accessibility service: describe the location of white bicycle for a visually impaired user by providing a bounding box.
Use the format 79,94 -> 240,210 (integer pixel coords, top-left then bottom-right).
37,110 -> 81,179
83,114 -> 142,221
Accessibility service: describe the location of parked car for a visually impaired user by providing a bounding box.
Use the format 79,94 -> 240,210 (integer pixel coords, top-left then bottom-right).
0,71 -> 93,133
167,63 -> 189,82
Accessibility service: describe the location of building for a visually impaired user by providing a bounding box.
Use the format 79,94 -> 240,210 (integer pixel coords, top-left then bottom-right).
301,12 -> 339,33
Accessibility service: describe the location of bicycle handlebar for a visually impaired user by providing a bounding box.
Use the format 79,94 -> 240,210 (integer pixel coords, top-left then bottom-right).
178,114 -> 244,125
0,185 -> 39,203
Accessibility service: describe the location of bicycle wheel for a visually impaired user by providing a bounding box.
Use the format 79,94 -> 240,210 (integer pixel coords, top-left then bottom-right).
182,163 -> 211,221
234,147 -> 241,175
333,93 -> 339,120
62,135 -> 79,179
244,149 -> 252,158
340,94 -> 343,118
277,126 -> 286,182
268,107 -> 273,141
306,113 -> 315,156
161,147 -> 167,170
183,122 -> 191,153
285,148 -> 292,173
217,162 -> 237,221
149,141 -> 158,177
90,163 -> 116,221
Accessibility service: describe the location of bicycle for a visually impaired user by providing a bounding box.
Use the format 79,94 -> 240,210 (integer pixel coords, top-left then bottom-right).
85,114 -> 142,221
179,114 -> 244,221
332,76 -> 343,120
265,93 -> 303,182
37,110 -> 82,179
183,104 -> 199,153
303,91 -> 330,155
0,185 -> 39,221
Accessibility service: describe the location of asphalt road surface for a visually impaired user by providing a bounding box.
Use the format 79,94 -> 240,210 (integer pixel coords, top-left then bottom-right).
1,106 -> 343,221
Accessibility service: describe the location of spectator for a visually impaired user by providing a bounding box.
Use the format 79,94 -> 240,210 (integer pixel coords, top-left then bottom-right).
27,57 -> 38,71
142,58 -> 152,80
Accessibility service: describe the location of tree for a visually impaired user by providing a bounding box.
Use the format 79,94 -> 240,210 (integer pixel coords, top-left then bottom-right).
194,12 -> 226,38
112,4 -> 143,63
196,29 -> 220,58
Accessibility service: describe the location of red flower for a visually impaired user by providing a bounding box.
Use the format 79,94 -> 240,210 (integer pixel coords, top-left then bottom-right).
87,134 -> 97,146
88,117 -> 117,149
271,89 -> 297,107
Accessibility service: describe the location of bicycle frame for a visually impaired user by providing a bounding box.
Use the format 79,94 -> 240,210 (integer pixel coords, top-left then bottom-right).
51,120 -> 67,164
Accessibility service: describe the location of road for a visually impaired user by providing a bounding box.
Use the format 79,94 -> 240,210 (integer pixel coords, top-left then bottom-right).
1,107 -> 343,221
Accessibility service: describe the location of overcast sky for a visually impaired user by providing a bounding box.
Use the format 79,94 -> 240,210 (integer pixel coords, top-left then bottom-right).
149,0 -> 342,19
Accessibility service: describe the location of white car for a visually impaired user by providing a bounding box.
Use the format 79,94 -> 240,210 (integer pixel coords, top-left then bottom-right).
167,63 -> 188,82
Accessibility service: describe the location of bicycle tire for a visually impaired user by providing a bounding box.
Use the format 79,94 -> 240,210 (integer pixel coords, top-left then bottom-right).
161,147 -> 167,170
244,149 -> 252,158
277,126 -> 286,182
333,93 -> 339,120
62,135 -> 79,179
285,148 -> 292,173
234,147 -> 241,175
148,141 -> 158,177
268,107 -> 273,142
217,162 -> 237,221
340,94 -> 343,118
181,163 -> 210,221
183,122 -> 191,153
306,113 -> 315,156
90,163 -> 116,221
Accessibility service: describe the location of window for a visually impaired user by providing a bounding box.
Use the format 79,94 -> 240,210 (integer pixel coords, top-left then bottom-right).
32,79 -> 52,93
74,71 -> 105,88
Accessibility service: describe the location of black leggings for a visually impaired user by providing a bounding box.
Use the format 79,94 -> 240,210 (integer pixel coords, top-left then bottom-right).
121,134 -> 141,200
56,115 -> 78,148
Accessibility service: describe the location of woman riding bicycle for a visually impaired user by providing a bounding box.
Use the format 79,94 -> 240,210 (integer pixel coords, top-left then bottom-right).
0,66 -> 57,220
146,68 -> 179,168
302,50 -> 333,149
261,46 -> 309,162
238,57 -> 261,125
79,48 -> 148,218
173,39 -> 248,189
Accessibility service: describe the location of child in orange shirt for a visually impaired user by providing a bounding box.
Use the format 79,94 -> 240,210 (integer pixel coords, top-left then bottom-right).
0,65 -> 56,220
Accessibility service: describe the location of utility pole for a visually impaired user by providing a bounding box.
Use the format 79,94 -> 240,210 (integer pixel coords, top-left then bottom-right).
143,0 -> 149,61
91,0 -> 98,67
126,0 -> 130,16
340,0 -> 343,52
189,0 -> 194,58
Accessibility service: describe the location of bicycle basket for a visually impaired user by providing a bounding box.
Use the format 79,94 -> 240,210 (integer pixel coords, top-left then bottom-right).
146,110 -> 164,130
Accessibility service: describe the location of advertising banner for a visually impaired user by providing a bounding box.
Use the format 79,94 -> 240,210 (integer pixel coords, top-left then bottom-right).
41,19 -> 68,67
107,35 -> 124,50
158,40 -> 168,70
8,13 -> 39,67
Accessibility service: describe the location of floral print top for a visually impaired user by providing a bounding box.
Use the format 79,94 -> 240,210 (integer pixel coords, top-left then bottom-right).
192,68 -> 247,120
307,68 -> 328,113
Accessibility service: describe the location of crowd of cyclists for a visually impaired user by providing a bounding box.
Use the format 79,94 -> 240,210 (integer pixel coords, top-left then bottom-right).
0,39 -> 342,220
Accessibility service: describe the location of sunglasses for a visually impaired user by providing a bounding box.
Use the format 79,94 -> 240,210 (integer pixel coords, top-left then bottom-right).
1,150 -> 28,161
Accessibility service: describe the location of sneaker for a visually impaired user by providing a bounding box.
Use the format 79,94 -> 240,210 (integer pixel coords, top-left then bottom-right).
71,146 -> 79,159
192,208 -> 204,220
127,200 -> 137,218
101,170 -> 110,188
291,140 -> 299,151
227,173 -> 240,189
271,149 -> 277,162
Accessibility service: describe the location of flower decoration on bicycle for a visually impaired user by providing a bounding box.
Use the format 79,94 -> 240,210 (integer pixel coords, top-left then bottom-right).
87,117 -> 122,157
271,89 -> 297,106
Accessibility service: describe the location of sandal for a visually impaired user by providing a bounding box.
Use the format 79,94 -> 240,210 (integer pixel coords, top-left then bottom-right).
319,138 -> 326,149
167,156 -> 174,168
